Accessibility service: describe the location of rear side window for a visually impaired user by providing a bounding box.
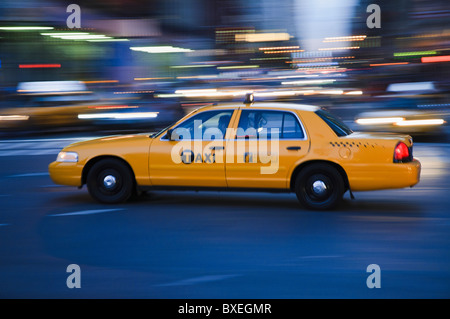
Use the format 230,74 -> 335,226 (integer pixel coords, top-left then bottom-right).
237,110 -> 305,139
283,113 -> 304,139
315,109 -> 353,137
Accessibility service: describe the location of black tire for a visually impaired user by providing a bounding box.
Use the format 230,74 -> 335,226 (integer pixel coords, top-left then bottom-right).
86,158 -> 135,204
294,163 -> 345,210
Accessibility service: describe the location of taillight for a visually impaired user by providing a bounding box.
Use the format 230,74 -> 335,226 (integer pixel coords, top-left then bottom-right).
394,142 -> 411,163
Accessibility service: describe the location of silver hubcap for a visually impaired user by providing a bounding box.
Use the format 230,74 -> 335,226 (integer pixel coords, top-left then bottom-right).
312,180 -> 327,194
103,175 -> 117,189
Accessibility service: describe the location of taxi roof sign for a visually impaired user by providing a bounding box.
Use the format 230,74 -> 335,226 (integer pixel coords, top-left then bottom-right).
244,92 -> 254,104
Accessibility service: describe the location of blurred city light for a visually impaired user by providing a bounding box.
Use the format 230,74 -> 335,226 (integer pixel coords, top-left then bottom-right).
235,32 -> 291,42
356,117 -> 405,125
130,46 -> 194,53
422,56 -> 450,63
0,26 -> 54,30
394,119 -> 445,126
0,115 -> 30,121
78,112 -> 159,120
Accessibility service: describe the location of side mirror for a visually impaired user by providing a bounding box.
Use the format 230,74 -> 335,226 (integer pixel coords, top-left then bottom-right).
166,128 -> 174,141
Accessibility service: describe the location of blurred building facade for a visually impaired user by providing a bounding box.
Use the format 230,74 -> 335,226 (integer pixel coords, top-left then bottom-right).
0,0 -> 449,90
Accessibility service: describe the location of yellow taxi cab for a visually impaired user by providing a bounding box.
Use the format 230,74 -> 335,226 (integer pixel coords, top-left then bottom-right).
0,81 -> 95,132
0,81 -> 182,134
49,94 -> 421,210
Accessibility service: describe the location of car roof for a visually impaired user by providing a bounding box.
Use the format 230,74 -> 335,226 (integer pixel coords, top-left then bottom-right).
202,102 -> 320,112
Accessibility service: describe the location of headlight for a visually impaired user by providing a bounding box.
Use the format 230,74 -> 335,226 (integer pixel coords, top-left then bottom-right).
56,151 -> 78,163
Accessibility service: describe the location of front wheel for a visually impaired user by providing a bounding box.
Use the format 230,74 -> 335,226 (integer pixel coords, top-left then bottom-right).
294,163 -> 345,210
86,158 -> 135,204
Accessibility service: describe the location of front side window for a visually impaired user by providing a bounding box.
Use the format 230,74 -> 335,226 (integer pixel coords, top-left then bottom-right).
236,110 -> 305,139
170,110 -> 233,140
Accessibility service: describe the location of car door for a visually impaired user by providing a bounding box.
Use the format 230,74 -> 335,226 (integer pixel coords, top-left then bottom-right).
149,109 -> 236,187
225,108 -> 309,189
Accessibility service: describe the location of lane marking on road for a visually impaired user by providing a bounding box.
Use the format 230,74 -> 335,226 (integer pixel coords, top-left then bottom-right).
0,137 -> 94,157
39,184 -> 67,188
48,208 -> 124,217
0,148 -> 62,156
155,274 -> 241,287
415,143 -> 450,148
8,172 -> 49,177
0,150 -> 61,156
298,255 -> 343,259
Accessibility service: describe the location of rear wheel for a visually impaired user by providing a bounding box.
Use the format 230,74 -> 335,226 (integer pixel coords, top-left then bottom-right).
294,163 -> 345,210
86,158 -> 135,204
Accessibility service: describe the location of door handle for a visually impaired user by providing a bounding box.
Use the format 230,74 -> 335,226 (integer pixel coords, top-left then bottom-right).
210,146 -> 224,150
286,146 -> 301,151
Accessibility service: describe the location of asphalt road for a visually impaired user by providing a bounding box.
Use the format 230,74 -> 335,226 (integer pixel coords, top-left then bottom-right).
1,136 -> 450,298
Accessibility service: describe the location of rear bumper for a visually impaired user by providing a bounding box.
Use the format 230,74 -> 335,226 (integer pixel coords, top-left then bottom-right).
48,161 -> 83,187
346,158 -> 421,191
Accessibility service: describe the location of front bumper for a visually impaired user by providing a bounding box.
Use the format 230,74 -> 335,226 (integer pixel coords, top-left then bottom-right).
48,161 -> 83,187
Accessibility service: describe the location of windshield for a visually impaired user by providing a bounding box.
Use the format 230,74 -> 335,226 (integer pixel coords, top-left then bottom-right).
315,109 -> 353,137
150,124 -> 173,138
